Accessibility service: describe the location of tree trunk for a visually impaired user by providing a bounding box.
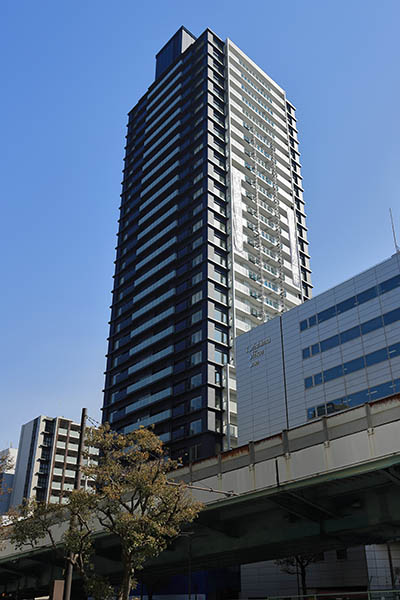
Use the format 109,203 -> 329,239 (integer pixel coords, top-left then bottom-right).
118,570 -> 131,600
118,555 -> 133,600
300,563 -> 307,596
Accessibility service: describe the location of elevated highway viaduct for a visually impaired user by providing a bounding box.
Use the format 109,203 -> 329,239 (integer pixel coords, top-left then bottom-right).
1,395 -> 400,596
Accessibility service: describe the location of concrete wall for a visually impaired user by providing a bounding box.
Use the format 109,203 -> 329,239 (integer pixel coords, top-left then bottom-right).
236,317 -> 287,444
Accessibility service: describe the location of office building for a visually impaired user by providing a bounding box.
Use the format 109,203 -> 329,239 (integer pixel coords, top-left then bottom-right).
236,252 -> 400,444
235,252 -> 400,597
0,448 -> 17,515
10,416 -> 96,508
103,26 -> 311,460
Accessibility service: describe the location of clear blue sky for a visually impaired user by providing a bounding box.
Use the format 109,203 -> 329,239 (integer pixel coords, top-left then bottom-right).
1,0 -> 399,448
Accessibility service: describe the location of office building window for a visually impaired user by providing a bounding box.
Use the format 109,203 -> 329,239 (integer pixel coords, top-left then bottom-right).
190,396 -> 202,411
189,419 -> 202,436
190,373 -> 202,388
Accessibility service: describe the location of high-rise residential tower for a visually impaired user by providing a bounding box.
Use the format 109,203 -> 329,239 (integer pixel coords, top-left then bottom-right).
102,27 -> 311,460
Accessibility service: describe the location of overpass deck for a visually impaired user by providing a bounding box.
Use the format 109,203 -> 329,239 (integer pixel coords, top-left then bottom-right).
1,395 -> 400,595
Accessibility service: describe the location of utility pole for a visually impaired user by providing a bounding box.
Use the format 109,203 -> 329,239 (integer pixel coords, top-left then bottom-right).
62,407 -> 87,600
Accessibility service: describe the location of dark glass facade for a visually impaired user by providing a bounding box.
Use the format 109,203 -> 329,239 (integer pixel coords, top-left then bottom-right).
103,28 -> 229,462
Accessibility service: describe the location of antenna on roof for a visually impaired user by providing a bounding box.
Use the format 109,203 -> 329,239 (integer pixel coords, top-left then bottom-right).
389,208 -> 400,254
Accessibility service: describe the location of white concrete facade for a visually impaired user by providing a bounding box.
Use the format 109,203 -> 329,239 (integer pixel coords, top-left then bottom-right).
222,39 -> 311,445
236,253 -> 400,445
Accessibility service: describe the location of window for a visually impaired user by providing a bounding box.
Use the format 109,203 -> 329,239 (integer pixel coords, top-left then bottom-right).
192,237 -> 202,250
191,351 -> 202,366
214,250 -> 227,267
191,330 -> 202,344
302,347 -> 310,359
193,187 -> 203,200
214,233 -> 226,249
384,307 -> 400,325
193,203 -> 202,216
317,306 -> 337,323
343,356 -> 365,374
214,289 -> 227,304
193,173 -> 203,185
177,281 -> 188,294
356,286 -> 377,304
215,306 -> 227,323
389,341 -> 400,358
369,380 -> 395,400
173,381 -> 186,395
214,268 -> 227,285
172,404 -> 185,417
192,254 -> 202,267
190,373 -> 202,388
214,217 -> 226,232
214,327 -> 227,344
189,444 -> 201,462
190,396 -> 202,411
365,347 -> 388,367
175,359 -> 186,373
215,388 -> 222,409
379,275 -> 400,294
320,335 -> 339,352
309,315 -> 317,327
314,372 -> 323,386
43,435 -> 53,447
347,388 -> 369,407
336,296 -> 357,314
191,310 -> 202,324
361,316 -> 383,335
192,219 -> 203,232
172,426 -> 185,440
176,319 -> 187,332
323,365 -> 344,382
339,326 -> 360,345
215,368 -> 222,385
305,377 -> 313,389
215,348 -> 228,364
175,339 -> 185,353
176,300 -> 187,312
311,343 -> 320,356
214,200 -> 226,216
307,407 -> 316,420
300,277 -> 400,332
189,419 -> 202,436
192,272 -> 202,285
191,290 -> 202,304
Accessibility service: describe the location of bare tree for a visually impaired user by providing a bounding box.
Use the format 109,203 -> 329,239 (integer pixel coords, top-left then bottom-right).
275,553 -> 322,595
